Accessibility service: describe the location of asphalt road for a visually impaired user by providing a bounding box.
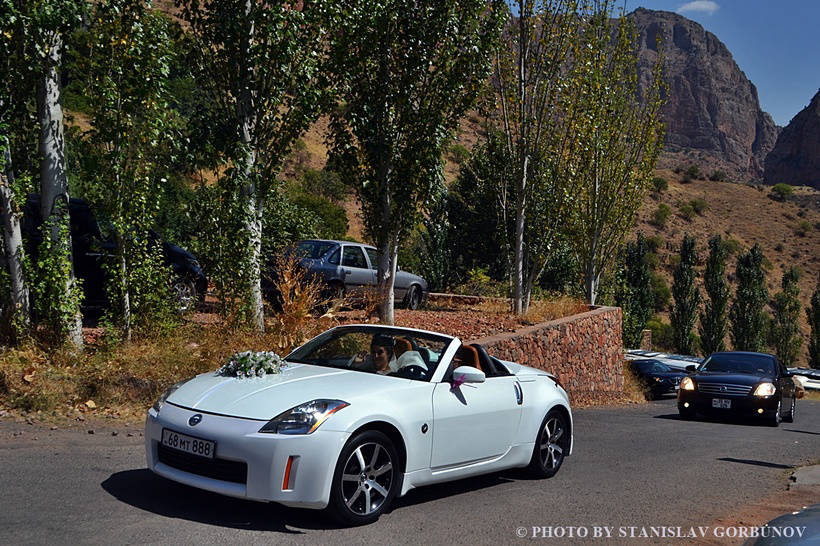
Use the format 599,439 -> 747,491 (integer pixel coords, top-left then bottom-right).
1,398 -> 818,545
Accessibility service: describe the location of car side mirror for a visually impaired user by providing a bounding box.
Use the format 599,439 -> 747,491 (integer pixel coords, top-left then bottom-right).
685,365 -> 696,373
453,366 -> 485,384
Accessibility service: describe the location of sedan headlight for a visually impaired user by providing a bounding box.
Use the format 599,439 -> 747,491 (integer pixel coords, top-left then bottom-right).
259,399 -> 349,435
753,382 -> 776,397
680,377 -> 695,391
151,379 -> 191,413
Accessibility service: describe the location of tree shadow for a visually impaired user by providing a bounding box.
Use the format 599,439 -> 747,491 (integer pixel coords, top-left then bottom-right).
782,429 -> 820,436
717,457 -> 793,470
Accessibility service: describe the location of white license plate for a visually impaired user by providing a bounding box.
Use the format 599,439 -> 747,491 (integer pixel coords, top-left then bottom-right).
162,428 -> 215,459
712,398 -> 731,409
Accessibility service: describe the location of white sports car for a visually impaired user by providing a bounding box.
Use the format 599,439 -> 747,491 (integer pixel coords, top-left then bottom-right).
145,324 -> 573,525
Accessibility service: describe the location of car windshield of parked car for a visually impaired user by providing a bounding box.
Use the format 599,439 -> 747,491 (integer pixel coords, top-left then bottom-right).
295,240 -> 335,259
285,327 -> 453,382
635,360 -> 671,374
699,354 -> 776,376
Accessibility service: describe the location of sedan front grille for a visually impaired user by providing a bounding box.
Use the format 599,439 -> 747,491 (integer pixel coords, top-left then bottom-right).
157,444 -> 247,484
698,383 -> 752,396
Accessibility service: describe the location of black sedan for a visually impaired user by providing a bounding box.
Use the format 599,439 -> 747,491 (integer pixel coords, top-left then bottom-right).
677,352 -> 797,426
628,359 -> 688,398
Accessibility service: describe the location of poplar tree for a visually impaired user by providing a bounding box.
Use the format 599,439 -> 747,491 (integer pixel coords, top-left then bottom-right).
671,234 -> 700,355
699,235 -> 729,355
729,243 -> 769,352
615,233 -> 653,348
808,277 -> 820,369
771,267 -> 802,367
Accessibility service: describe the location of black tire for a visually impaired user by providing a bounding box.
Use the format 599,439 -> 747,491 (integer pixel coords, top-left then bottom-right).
405,285 -> 421,310
328,430 -> 401,526
783,396 -> 795,423
766,399 -> 782,427
171,277 -> 197,313
527,408 -> 571,478
678,405 -> 697,420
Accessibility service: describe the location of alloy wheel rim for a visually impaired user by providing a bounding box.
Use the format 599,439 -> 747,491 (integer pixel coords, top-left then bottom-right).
173,281 -> 194,312
540,417 -> 566,469
340,442 -> 394,516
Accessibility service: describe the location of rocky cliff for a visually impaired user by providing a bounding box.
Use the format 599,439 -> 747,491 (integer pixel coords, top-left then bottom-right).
763,89 -> 820,189
628,8 -> 779,182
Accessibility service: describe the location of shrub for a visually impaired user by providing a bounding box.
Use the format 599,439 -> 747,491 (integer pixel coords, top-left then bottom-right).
290,192 -> 348,240
449,143 -> 470,164
646,317 -> 674,351
796,220 -> 813,237
709,170 -> 727,182
685,165 -> 701,180
645,235 -> 664,252
452,267 -> 507,297
678,203 -> 696,221
651,203 -> 672,228
651,176 -> 668,193
722,238 -> 742,256
645,251 -> 660,270
650,272 -> 671,311
298,168 -> 348,203
769,183 -> 793,201
681,172 -> 693,184
690,197 -> 708,215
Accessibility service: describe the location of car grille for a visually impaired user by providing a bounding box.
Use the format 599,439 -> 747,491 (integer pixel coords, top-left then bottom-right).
698,383 -> 752,396
157,444 -> 247,484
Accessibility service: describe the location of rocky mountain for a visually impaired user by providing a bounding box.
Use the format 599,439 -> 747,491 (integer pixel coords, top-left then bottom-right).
764,89 -> 820,189
628,8 -> 779,182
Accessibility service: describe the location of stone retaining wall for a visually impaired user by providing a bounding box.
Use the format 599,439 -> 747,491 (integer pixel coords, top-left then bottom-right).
471,306 -> 624,406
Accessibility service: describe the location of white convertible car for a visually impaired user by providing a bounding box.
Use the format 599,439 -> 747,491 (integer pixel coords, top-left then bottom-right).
145,324 -> 573,525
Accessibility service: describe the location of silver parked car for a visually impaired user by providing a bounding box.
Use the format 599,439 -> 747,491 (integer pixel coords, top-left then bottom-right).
274,239 -> 428,309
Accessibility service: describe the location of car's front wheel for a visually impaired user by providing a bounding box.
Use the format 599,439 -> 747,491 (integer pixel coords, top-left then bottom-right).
527,408 -> 570,478
783,396 -> 796,423
328,430 -> 400,526
766,399 -> 782,427
171,277 -> 197,313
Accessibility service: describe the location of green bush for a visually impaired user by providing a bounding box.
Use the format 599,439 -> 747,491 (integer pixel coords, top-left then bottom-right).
646,317 -> 674,351
650,272 -> 671,311
449,143 -> 470,164
722,238 -> 742,256
651,176 -> 668,193
685,165 -> 701,180
452,267 -> 507,297
709,170 -> 727,182
769,183 -> 793,201
651,203 -> 672,228
690,197 -> 708,215
645,251 -> 660,270
298,168 -> 348,203
796,220 -> 813,237
679,203 -> 696,221
290,192 -> 348,240
645,235 -> 664,252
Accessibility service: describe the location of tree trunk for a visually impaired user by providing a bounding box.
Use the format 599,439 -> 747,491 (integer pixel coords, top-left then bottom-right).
376,232 -> 399,325
512,155 -> 528,315
114,233 -> 131,342
584,254 -> 600,306
0,141 -> 30,329
37,31 -> 83,350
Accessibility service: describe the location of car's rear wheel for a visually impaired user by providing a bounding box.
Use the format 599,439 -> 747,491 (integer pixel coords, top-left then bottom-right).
783,396 -> 796,423
527,409 -> 570,478
329,430 -> 400,526
405,285 -> 421,310
171,277 -> 197,313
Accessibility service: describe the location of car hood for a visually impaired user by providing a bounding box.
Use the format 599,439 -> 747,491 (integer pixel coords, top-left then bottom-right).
651,371 -> 687,381
693,372 -> 773,386
167,363 -> 400,420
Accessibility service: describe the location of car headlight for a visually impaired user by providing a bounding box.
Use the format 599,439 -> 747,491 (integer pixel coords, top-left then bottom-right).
680,377 -> 695,391
259,399 -> 349,434
753,382 -> 776,397
151,379 -> 191,413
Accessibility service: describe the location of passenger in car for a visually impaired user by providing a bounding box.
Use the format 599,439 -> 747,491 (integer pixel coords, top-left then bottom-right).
352,335 -> 396,374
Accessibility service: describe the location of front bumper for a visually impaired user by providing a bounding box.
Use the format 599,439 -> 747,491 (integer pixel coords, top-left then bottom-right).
145,403 -> 350,509
677,390 -> 780,416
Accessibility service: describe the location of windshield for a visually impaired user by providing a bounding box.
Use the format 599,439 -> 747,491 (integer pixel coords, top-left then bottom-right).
634,360 -> 671,374
295,240 -> 336,259
286,326 -> 453,382
699,353 -> 776,376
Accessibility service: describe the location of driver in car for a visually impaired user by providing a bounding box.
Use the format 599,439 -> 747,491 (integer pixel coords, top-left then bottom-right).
352,335 -> 396,374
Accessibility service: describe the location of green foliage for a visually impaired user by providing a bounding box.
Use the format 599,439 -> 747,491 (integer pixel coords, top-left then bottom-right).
261,193 -> 320,256
297,167 -> 348,204
808,279 -> 820,369
651,203 -> 671,228
650,272 -> 671,312
684,165 -> 701,180
796,220 -> 812,237
770,267 -> 802,366
708,170 -> 727,182
729,243 -> 769,351
651,176 -> 667,193
565,3 -> 665,305
769,183 -> 793,201
615,233 -> 654,348
30,204 -> 83,344
452,267 -> 507,297
722,237 -> 742,256
288,191 -> 347,240
671,234 -> 701,354
678,203 -> 695,221
416,187 -> 452,292
327,0 -> 504,322
646,316 -> 674,351
690,197 -> 708,215
645,235 -> 664,253
699,235 -> 729,355
448,143 -> 470,164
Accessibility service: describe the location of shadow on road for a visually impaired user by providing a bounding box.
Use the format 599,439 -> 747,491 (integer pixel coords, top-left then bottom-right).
717,457 -> 794,470
102,468 -> 520,530
652,412 -> 771,427
101,469 -> 338,533
783,428 -> 820,436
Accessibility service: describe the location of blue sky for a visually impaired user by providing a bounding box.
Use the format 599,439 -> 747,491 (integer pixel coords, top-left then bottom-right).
623,0 -> 820,126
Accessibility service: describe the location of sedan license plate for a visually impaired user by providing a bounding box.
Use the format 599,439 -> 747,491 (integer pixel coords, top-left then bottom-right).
162,428 -> 215,459
711,398 -> 731,409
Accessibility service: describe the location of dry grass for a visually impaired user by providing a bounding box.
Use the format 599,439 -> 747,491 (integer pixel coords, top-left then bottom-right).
622,360 -> 652,403
468,296 -> 588,325
803,391 -> 820,402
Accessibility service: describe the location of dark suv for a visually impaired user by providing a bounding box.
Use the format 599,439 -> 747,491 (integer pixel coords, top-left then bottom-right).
21,195 -> 207,312
265,239 -> 428,309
